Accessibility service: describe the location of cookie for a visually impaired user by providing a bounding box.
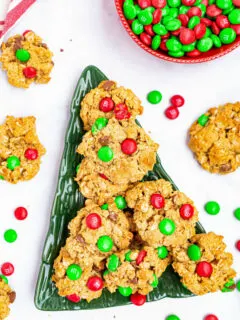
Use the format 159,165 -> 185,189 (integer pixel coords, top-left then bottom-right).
0,278 -> 16,320
77,118 -> 159,187
0,116 -> 46,183
80,80 -> 143,131
172,232 -> 236,295
188,102 -> 240,174
126,179 -> 199,248
0,31 -> 53,88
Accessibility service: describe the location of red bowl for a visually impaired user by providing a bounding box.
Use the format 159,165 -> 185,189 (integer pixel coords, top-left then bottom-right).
115,0 -> 240,64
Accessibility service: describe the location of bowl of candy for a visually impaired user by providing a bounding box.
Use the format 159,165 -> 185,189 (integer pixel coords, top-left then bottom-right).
115,0 -> 240,63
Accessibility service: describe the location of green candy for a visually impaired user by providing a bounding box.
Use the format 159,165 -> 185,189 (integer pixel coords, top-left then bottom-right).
223,5 -> 234,14
229,8 -> 240,24
0,275 -> 8,284
234,208 -> 240,220
162,15 -> 174,26
237,280 -> 240,292
221,278 -> 236,292
7,156 -> 20,170
152,35 -> 161,50
165,18 -> 181,31
168,8 -> 179,18
15,49 -> 30,62
132,20 -> 144,35
205,201 -> 221,215
203,27 -> 212,38
101,203 -> 109,210
219,28 -> 236,44
125,250 -> 132,262
167,0 -> 181,8
188,16 -> 201,29
153,24 -> 168,35
146,6 -> 155,13
166,315 -> 180,320
0,175 -> 4,180
66,264 -> 82,280
182,42 -> 196,52
107,254 -> 120,272
151,274 -> 159,288
103,270 -> 110,277
114,195 -> 127,210
138,9 -> 153,25
124,0 -> 134,4
196,3 -> 206,15
118,286 -> 133,297
211,34 -> 222,48
168,50 -> 185,57
197,37 -> 213,52
157,246 -> 169,259
216,0 -> 233,9
123,4 -> 137,20
159,218 -> 176,235
198,114 -> 209,126
179,5 -> 190,14
97,235 -> 113,252
208,0 -> 216,3
76,163 -> 80,173
134,4 -> 142,15
166,38 -> 182,52
4,229 -> 18,243
162,5 -> 170,16
98,146 -> 114,162
187,244 -> 201,261
194,0 -> 201,5
147,90 -> 162,104
91,117 -> 108,135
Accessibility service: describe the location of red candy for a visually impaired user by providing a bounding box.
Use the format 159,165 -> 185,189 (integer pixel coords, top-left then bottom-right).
171,28 -> 182,36
153,8 -> 162,24
144,25 -> 155,36
130,293 -> 147,306
160,39 -> 168,51
86,213 -> 102,230
114,103 -> 131,120
206,5 -> 222,18
180,204 -> 194,220
231,24 -> 240,35
201,17 -> 213,27
138,0 -> 151,8
211,22 -> 220,35
187,49 -> 201,57
24,148 -> 38,160
233,0 -> 240,6
99,97 -> 115,112
140,32 -> 152,46
165,106 -> 179,119
152,0 -> 167,8
182,0 -> 196,5
194,23 -> 207,39
121,138 -> 137,155
236,240 -> 240,251
202,0 -> 209,5
1,262 -> 14,276
187,7 -> 202,18
99,173 -> 108,180
151,193 -> 165,209
196,261 -> 213,278
216,15 -> 230,29
161,32 -> 170,39
14,207 -> 28,220
204,315 -> 218,320
87,276 -> 104,291
170,95 -> 185,107
23,30 -> 32,36
178,14 -> 189,27
66,294 -> 81,303
136,250 -> 147,265
23,67 -> 37,79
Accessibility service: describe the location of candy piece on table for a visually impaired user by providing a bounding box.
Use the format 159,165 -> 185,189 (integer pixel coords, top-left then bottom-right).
234,207 -> 240,220
166,315 -> 181,320
4,229 -> 18,243
147,90 -> 162,104
236,240 -> 240,251
130,292 -> 147,306
66,294 -> 81,303
170,94 -> 185,107
204,315 -> 219,320
1,263 -> 14,276
236,280 -> 240,291
205,201 -> 220,215
165,106 -> 180,119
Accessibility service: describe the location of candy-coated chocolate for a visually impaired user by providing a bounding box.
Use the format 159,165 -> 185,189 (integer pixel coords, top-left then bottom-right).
92,117 -> 109,135
205,201 -> 220,215
24,148 -> 38,160
121,138 -> 138,155
233,0 -> 240,6
216,14 -> 230,28
97,235 -> 113,252
168,0 -> 181,7
4,229 -> 18,243
166,316 -> 180,320
165,106 -> 180,119
98,146 -> 114,162
168,8 -> 179,18
162,5 -> 171,15
144,24 -> 155,35
99,97 -> 115,112
1,262 -> 14,276
66,294 -> 81,303
207,4 -> 223,16
211,34 -> 222,46
187,244 -> 201,261
180,28 -> 196,44
108,254 -> 120,271
170,94 -> 185,107
114,195 -> 127,209
14,207 -> 28,220
166,38 -> 182,51
179,5 -> 190,14
138,0 -> 152,9
159,218 -> 176,235
118,286 -> 133,296
86,213 -> 102,230
219,27 -> 236,43
196,261 -> 213,277
132,19 -> 144,34
187,49 -> 201,56
168,50 -> 185,57
151,274 -> 159,287
136,250 -> 147,265
76,164 -> 80,173
201,17 -> 213,26
147,90 -> 162,104
234,207 -> 240,220
130,292 -> 147,306
221,278 -> 236,292
152,34 -> 161,49
194,23 -> 207,39
7,156 -> 20,170
198,114 -> 209,126
188,16 -> 201,29
157,246 -> 169,258
197,37 -> 213,51
178,13 -> 189,26
151,193 -> 165,209
153,23 -> 168,35
179,203 -> 194,219
235,240 -> 240,251
165,18 -> 182,31
140,32 -> 152,45
211,21 -> 220,34
152,0 -> 167,8
124,4 -> 137,20
87,276 -> 104,291
15,49 -> 30,62
99,173 -> 108,180
230,23 -> 240,33
23,30 -> 32,37
66,264 -> 82,280
216,0 -> 233,9
125,250 -> 133,261
153,8 -> 162,23
182,0 -> 196,5
236,280 -> 240,291
114,103 -> 131,120
101,203 -> 109,210
187,6 -> 202,16
0,275 -> 8,284
138,9 -> 153,25
204,315 -> 219,320
0,175 -> 4,180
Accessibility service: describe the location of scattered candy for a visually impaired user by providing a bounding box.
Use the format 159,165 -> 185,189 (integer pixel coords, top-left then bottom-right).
234,207 -> 240,220
157,245 -> 169,258
66,264 -> 82,280
151,193 -> 165,209
87,276 -> 104,291
14,207 -> 28,220
99,97 -> 115,112
66,294 -> 81,303
130,292 -> 147,306
107,254 -> 120,271
170,95 -> 185,107
166,315 -> 180,320
165,106 -> 180,119
159,218 -> 176,235
136,250 -> 147,265
115,195 -> 127,210
24,148 -> 38,160
179,204 -> 194,220
98,146 -> 114,162
86,213 -> 102,230
205,201 -> 220,215
4,229 -> 18,243
196,261 -> 213,277
121,138 -> 138,155
187,244 -> 201,261
97,235 -> 113,252
118,286 -> 133,296
7,156 -> 20,170
147,90 -> 162,104
204,315 -> 219,320
235,240 -> 240,251
15,49 -> 30,62
1,262 -> 14,276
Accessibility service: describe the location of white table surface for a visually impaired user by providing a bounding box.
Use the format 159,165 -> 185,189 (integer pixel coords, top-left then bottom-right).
0,0 -> 240,319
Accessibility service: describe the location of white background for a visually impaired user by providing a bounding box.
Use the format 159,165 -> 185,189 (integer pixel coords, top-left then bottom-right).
0,0 -> 240,319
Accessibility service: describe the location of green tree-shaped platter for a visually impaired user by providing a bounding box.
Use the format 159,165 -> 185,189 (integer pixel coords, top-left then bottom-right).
35,65 -> 205,311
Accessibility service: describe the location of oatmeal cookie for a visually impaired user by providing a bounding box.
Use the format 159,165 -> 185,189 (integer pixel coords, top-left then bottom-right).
80,80 -> 143,131
0,116 -> 46,183
0,31 -> 53,88
172,232 -> 236,295
77,118 -> 158,187
0,278 -> 16,320
126,179 -> 199,248
189,102 -> 240,174
104,246 -> 171,296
